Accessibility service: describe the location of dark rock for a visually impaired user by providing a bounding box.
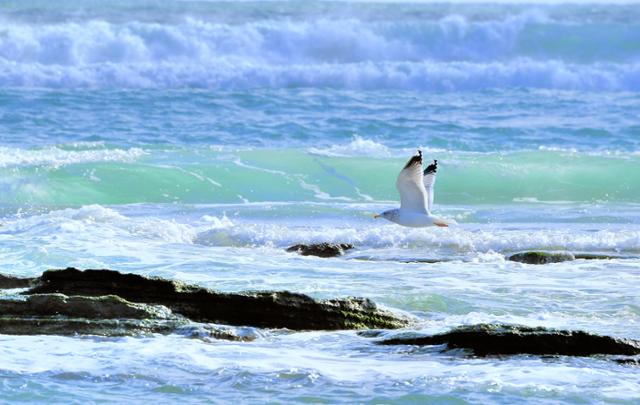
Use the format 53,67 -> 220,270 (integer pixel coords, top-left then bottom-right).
378,323 -> 640,357
0,293 -> 185,336
508,251 -> 575,265
352,256 -> 447,264
573,253 -> 634,260
25,268 -> 408,330
0,293 -> 173,319
614,358 -> 640,366
0,317 -> 183,337
0,293 -> 252,340
0,273 -> 37,289
286,243 -> 354,258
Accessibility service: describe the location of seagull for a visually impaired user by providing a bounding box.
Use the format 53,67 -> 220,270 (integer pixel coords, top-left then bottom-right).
374,150 -> 453,227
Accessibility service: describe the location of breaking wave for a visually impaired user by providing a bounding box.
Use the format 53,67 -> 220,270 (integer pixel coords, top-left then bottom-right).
1,7 -> 639,90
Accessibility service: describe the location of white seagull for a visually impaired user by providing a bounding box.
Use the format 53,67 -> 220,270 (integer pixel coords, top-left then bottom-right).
374,150 -> 453,227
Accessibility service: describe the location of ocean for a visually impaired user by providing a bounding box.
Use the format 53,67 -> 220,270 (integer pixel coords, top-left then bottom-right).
1,0 -> 640,403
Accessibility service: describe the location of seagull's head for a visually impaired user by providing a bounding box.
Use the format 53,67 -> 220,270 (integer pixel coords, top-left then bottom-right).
374,209 -> 399,221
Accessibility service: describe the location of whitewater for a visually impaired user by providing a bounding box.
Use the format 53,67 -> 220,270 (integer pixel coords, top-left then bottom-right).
1,0 -> 640,403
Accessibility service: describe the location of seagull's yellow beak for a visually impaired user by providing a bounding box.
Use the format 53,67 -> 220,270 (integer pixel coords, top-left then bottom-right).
373,214 -> 381,219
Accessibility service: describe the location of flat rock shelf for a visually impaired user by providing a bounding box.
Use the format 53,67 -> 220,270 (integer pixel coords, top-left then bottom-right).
0,268 -> 408,336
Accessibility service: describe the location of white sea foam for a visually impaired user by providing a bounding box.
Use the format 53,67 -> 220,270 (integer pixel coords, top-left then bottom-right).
1,16 -> 639,90
309,136 -> 392,158
538,145 -> 640,157
195,222 -> 640,254
7,205 -> 638,265
2,205 -> 196,245
309,136 -> 447,158
0,146 -> 146,168
3,58 -> 638,91
0,14 -> 549,66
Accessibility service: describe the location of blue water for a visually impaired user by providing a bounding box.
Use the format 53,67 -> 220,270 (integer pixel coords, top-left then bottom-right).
1,1 -> 640,403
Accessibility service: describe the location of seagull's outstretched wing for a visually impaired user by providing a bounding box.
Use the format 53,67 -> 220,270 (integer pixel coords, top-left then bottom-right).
423,159 -> 437,212
396,150 -> 428,214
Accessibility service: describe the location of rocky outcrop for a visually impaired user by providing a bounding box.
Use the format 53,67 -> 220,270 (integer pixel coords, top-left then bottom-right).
508,251 -> 575,264
0,293 -> 174,319
0,316 -> 184,337
0,293 -> 258,340
377,324 -> 640,357
508,251 -> 634,264
286,243 -> 354,258
0,293 -> 186,337
0,273 -> 37,289
24,268 -> 408,331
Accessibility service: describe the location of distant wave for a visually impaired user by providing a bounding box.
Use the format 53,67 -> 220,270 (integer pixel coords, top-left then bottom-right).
308,136 -> 393,158
2,58 -> 638,91
1,13 -> 639,90
1,147 -> 639,205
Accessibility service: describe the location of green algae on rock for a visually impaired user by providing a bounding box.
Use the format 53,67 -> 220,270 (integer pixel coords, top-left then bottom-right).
508,251 -> 575,265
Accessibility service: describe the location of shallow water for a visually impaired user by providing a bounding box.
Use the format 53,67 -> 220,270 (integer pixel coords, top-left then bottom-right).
1,0 -> 640,403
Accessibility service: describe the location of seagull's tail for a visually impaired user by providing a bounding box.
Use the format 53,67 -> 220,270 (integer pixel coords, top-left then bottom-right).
433,217 -> 458,228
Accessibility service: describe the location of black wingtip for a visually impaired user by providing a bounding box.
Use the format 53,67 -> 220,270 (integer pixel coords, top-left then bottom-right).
424,159 -> 437,175
403,150 -> 423,169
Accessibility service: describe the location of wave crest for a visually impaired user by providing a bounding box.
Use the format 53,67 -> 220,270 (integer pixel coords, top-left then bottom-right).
1,14 -> 639,90
0,146 -> 146,168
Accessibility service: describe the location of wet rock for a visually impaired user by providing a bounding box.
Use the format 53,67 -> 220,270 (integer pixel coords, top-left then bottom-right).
0,273 -> 37,289
352,256 -> 447,264
0,293 -> 250,340
573,253 -> 634,260
0,293 -> 186,337
614,358 -> 640,366
0,317 -> 183,337
508,251 -> 575,265
177,324 -> 258,342
286,243 -> 354,258
0,293 -> 174,319
378,324 -> 640,357
25,268 -> 408,330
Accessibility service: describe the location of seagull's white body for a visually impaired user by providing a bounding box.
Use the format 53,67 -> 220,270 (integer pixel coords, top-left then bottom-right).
375,150 -> 453,228
380,209 -> 442,227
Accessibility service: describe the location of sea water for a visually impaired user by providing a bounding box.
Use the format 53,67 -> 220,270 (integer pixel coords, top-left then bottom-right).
1,1 -> 639,403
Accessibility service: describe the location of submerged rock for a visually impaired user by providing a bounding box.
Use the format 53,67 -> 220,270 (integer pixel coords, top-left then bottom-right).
0,273 -> 37,289
378,323 -> 640,357
614,358 -> 640,366
25,268 -> 408,330
508,251 -> 635,264
508,251 -> 575,264
352,256 -> 447,264
572,253 -> 634,260
286,243 -> 354,258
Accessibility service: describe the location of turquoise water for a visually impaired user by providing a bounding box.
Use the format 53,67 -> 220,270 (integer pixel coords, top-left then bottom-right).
1,1 -> 640,403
